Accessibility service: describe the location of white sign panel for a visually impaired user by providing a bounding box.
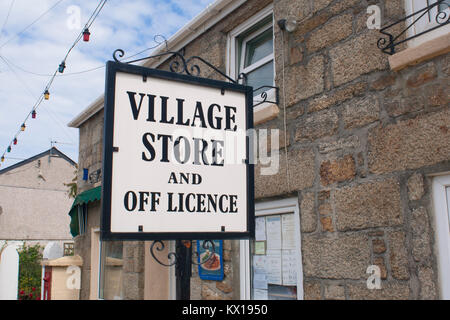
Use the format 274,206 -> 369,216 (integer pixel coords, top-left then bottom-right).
101,62 -> 254,239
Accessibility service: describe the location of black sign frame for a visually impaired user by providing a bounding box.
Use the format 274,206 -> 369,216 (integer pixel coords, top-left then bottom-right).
100,61 -> 254,241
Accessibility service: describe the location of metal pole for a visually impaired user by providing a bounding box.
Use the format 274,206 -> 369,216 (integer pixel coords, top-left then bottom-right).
175,240 -> 192,300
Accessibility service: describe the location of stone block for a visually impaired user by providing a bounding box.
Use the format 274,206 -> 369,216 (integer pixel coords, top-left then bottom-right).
335,178 -> 402,231
274,0 -> 311,22
388,231 -> 410,280
368,109 -> 450,174
330,32 -> 388,86
418,267 -> 437,300
410,207 -> 432,262
372,239 -> 386,254
318,136 -> 360,154
306,14 -> 353,53
347,282 -> 410,300
294,109 -> 338,142
284,55 -> 325,107
302,234 -> 370,279
216,280 -> 233,294
342,95 -> 380,129
290,46 -> 303,65
407,173 -> 425,201
308,81 -> 367,113
324,284 -> 345,300
406,62 -> 437,88
313,0 -> 333,13
320,154 -> 356,186
301,192 -> 317,233
318,202 -> 332,216
255,148 -> 315,198
371,73 -> 397,91
320,216 -> 334,232
303,280 -> 321,300
373,256 -> 388,279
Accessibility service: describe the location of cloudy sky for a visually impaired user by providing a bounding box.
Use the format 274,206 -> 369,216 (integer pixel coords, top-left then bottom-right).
0,0 -> 213,169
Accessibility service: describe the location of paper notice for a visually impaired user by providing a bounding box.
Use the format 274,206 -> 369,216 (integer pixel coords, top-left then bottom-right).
253,273 -> 268,290
282,250 -> 297,286
282,214 -> 296,249
253,289 -> 268,300
255,217 -> 266,241
266,250 -> 282,285
266,216 -> 281,250
253,255 -> 266,274
254,241 -> 266,255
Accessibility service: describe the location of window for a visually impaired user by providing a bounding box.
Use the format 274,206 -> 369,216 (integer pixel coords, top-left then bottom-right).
77,204 -> 87,235
63,243 -> 74,256
239,22 -> 274,97
227,5 -> 276,109
406,0 -> 450,46
432,174 -> 450,299
240,198 -> 303,300
99,241 -> 124,300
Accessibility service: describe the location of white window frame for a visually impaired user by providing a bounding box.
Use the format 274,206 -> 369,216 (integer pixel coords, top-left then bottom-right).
239,198 -> 304,300
432,174 -> 450,299
239,22 -> 274,76
405,0 -> 450,47
226,4 -> 277,113
91,228 -> 102,300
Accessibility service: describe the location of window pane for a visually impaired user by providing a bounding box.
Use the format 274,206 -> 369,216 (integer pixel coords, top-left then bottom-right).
246,61 -> 274,98
99,241 -> 124,300
244,28 -> 273,68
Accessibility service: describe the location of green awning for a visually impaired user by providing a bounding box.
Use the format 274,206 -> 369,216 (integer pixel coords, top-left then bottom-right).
68,186 -> 101,237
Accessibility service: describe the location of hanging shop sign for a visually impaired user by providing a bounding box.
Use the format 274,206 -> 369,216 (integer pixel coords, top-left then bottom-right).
197,240 -> 223,281
101,61 -> 254,240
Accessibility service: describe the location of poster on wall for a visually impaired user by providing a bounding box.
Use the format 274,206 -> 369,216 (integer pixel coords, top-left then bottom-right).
100,61 -> 254,240
197,240 -> 223,281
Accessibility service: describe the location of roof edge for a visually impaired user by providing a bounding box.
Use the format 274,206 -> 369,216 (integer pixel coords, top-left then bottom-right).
68,0 -> 246,128
0,147 -> 77,175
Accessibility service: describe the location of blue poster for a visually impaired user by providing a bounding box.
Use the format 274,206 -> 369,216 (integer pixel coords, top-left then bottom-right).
197,240 -> 224,281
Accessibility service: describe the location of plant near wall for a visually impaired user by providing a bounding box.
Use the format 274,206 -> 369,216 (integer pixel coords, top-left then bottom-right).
64,167 -> 78,199
17,243 -> 42,300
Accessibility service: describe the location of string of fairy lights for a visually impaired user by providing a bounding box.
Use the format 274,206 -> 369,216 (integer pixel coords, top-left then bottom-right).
0,0 -> 108,167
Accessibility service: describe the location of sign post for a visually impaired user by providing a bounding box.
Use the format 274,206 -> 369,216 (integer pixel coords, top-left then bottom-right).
101,60 -> 254,299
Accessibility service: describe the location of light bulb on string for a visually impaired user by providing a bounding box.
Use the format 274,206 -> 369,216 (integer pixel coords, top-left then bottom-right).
44,90 -> 50,100
7,146 -> 11,153
21,123 -> 26,131
83,28 -> 90,41
1,156 -> 4,162
13,138 -> 17,145
32,110 -> 37,119
58,61 -> 66,73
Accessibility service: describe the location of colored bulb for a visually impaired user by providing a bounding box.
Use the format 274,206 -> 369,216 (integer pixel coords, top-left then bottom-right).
21,123 -> 26,131
13,138 -> 17,145
58,61 -> 66,73
32,110 -> 37,119
44,90 -> 50,100
83,28 -> 90,42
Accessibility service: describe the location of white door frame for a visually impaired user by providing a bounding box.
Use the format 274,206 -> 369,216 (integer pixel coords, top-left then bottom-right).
240,197 -> 303,300
432,174 -> 450,299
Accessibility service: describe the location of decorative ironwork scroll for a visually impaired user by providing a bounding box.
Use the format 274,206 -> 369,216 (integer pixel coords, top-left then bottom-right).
253,86 -> 280,108
150,240 -> 216,268
112,49 -> 280,107
378,0 -> 449,55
